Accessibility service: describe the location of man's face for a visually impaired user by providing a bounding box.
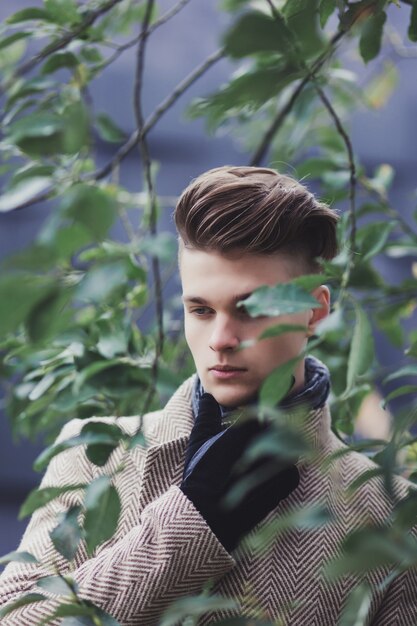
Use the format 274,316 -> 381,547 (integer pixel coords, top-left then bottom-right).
181,247 -> 329,408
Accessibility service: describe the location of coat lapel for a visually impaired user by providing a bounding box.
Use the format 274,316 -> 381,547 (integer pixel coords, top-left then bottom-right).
138,436 -> 189,511
138,375 -> 196,511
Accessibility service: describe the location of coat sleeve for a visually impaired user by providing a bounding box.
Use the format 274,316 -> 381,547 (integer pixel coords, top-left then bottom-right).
0,420 -> 235,626
370,566 -> 417,626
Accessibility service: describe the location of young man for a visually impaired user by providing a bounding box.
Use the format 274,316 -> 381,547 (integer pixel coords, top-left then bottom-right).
1,166 -> 416,625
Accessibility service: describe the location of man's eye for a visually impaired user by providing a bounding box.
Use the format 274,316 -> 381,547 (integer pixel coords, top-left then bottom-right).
191,307 -> 212,316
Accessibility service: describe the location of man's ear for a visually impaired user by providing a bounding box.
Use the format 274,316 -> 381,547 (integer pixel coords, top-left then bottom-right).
308,285 -> 330,335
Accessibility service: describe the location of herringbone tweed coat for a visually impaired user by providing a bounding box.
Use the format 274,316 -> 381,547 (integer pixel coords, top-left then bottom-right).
1,375 -> 417,626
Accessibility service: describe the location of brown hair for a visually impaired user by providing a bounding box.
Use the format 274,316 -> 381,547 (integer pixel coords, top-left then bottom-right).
174,165 -> 339,272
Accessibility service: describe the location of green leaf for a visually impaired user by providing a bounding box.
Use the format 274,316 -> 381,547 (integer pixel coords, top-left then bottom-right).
82,422 -> 124,466
8,112 -> 64,157
338,583 -> 373,626
345,302 -> 374,393
128,429 -> 147,450
383,385 -> 417,406
6,8 -> 52,24
19,484 -> 85,519
386,244 -> 417,258
84,476 -> 121,555
408,0 -> 417,41
26,286 -> 74,343
96,320 -> 128,359
260,356 -> 301,408
359,10 -> 387,63
348,467 -> 384,492
81,47 -> 104,64
188,63 -> 303,129
51,224 -> 93,259
60,184 -> 116,241
358,221 -> 395,261
96,113 -> 127,143
44,0 -> 80,25
0,38 -> 26,69
393,492 -> 417,530
140,232 -> 177,262
37,575 -> 75,596
11,164 -> 55,186
221,0 -> 250,9
0,595 -> 46,619
319,0 -> 336,28
61,100 -> 90,154
240,283 -> 319,317
159,595 -> 238,626
383,366 -> 417,384
283,0 -> 325,58
8,109 -> 55,140
72,358 -> 127,395
41,52 -> 79,75
292,274 -> 327,291
34,424 -> 123,472
76,262 -> 128,303
0,550 -> 38,566
6,77 -> 54,110
50,506 -> 83,561
259,323 -> 307,340
0,177 -> 51,212
296,157 -> 342,180
0,274 -> 57,337
223,11 -> 296,58
0,32 -> 31,51
28,372 -> 57,401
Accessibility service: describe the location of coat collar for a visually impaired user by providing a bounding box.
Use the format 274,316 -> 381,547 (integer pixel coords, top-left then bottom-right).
137,374 -> 334,511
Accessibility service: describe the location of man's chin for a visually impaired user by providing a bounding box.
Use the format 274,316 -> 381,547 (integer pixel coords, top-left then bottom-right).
204,383 -> 258,409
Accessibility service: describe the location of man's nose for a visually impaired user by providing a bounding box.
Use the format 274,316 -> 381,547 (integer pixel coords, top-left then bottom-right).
209,317 -> 240,352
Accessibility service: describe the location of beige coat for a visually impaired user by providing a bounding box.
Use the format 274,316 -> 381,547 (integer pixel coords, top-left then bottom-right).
1,375 -> 417,625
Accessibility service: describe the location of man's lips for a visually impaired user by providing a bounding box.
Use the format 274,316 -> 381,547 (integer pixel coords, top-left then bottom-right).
209,365 -> 247,372
209,365 -> 247,379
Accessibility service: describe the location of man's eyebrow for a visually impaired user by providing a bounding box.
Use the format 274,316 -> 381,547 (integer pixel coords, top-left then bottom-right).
182,293 -> 253,305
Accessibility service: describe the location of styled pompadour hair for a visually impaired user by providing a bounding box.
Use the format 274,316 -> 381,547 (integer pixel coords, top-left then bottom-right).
174,165 -> 339,272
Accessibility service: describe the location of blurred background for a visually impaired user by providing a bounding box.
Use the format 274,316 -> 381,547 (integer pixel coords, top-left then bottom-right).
1,0 -> 416,555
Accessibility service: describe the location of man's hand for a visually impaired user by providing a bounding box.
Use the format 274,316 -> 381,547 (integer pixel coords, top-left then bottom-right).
180,393 -> 300,552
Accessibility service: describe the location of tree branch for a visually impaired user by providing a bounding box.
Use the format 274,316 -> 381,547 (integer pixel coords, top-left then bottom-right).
0,0 -> 125,95
93,47 -> 224,181
313,82 -> 357,285
133,0 -> 164,416
250,29 -> 346,166
5,47 -> 224,213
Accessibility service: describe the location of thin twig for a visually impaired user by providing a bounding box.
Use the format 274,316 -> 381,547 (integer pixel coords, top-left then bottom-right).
314,82 -> 357,285
250,30 -> 345,166
93,47 -> 224,181
133,0 -> 164,418
0,0 -> 125,95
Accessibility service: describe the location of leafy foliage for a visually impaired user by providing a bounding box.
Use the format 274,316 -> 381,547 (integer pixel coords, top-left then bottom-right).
0,0 -> 417,624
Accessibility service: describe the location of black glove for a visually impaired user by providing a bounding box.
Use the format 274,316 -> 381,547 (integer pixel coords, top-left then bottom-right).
180,393 -> 300,552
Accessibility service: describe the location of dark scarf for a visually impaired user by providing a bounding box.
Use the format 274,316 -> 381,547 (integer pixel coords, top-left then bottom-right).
191,355 -> 331,421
